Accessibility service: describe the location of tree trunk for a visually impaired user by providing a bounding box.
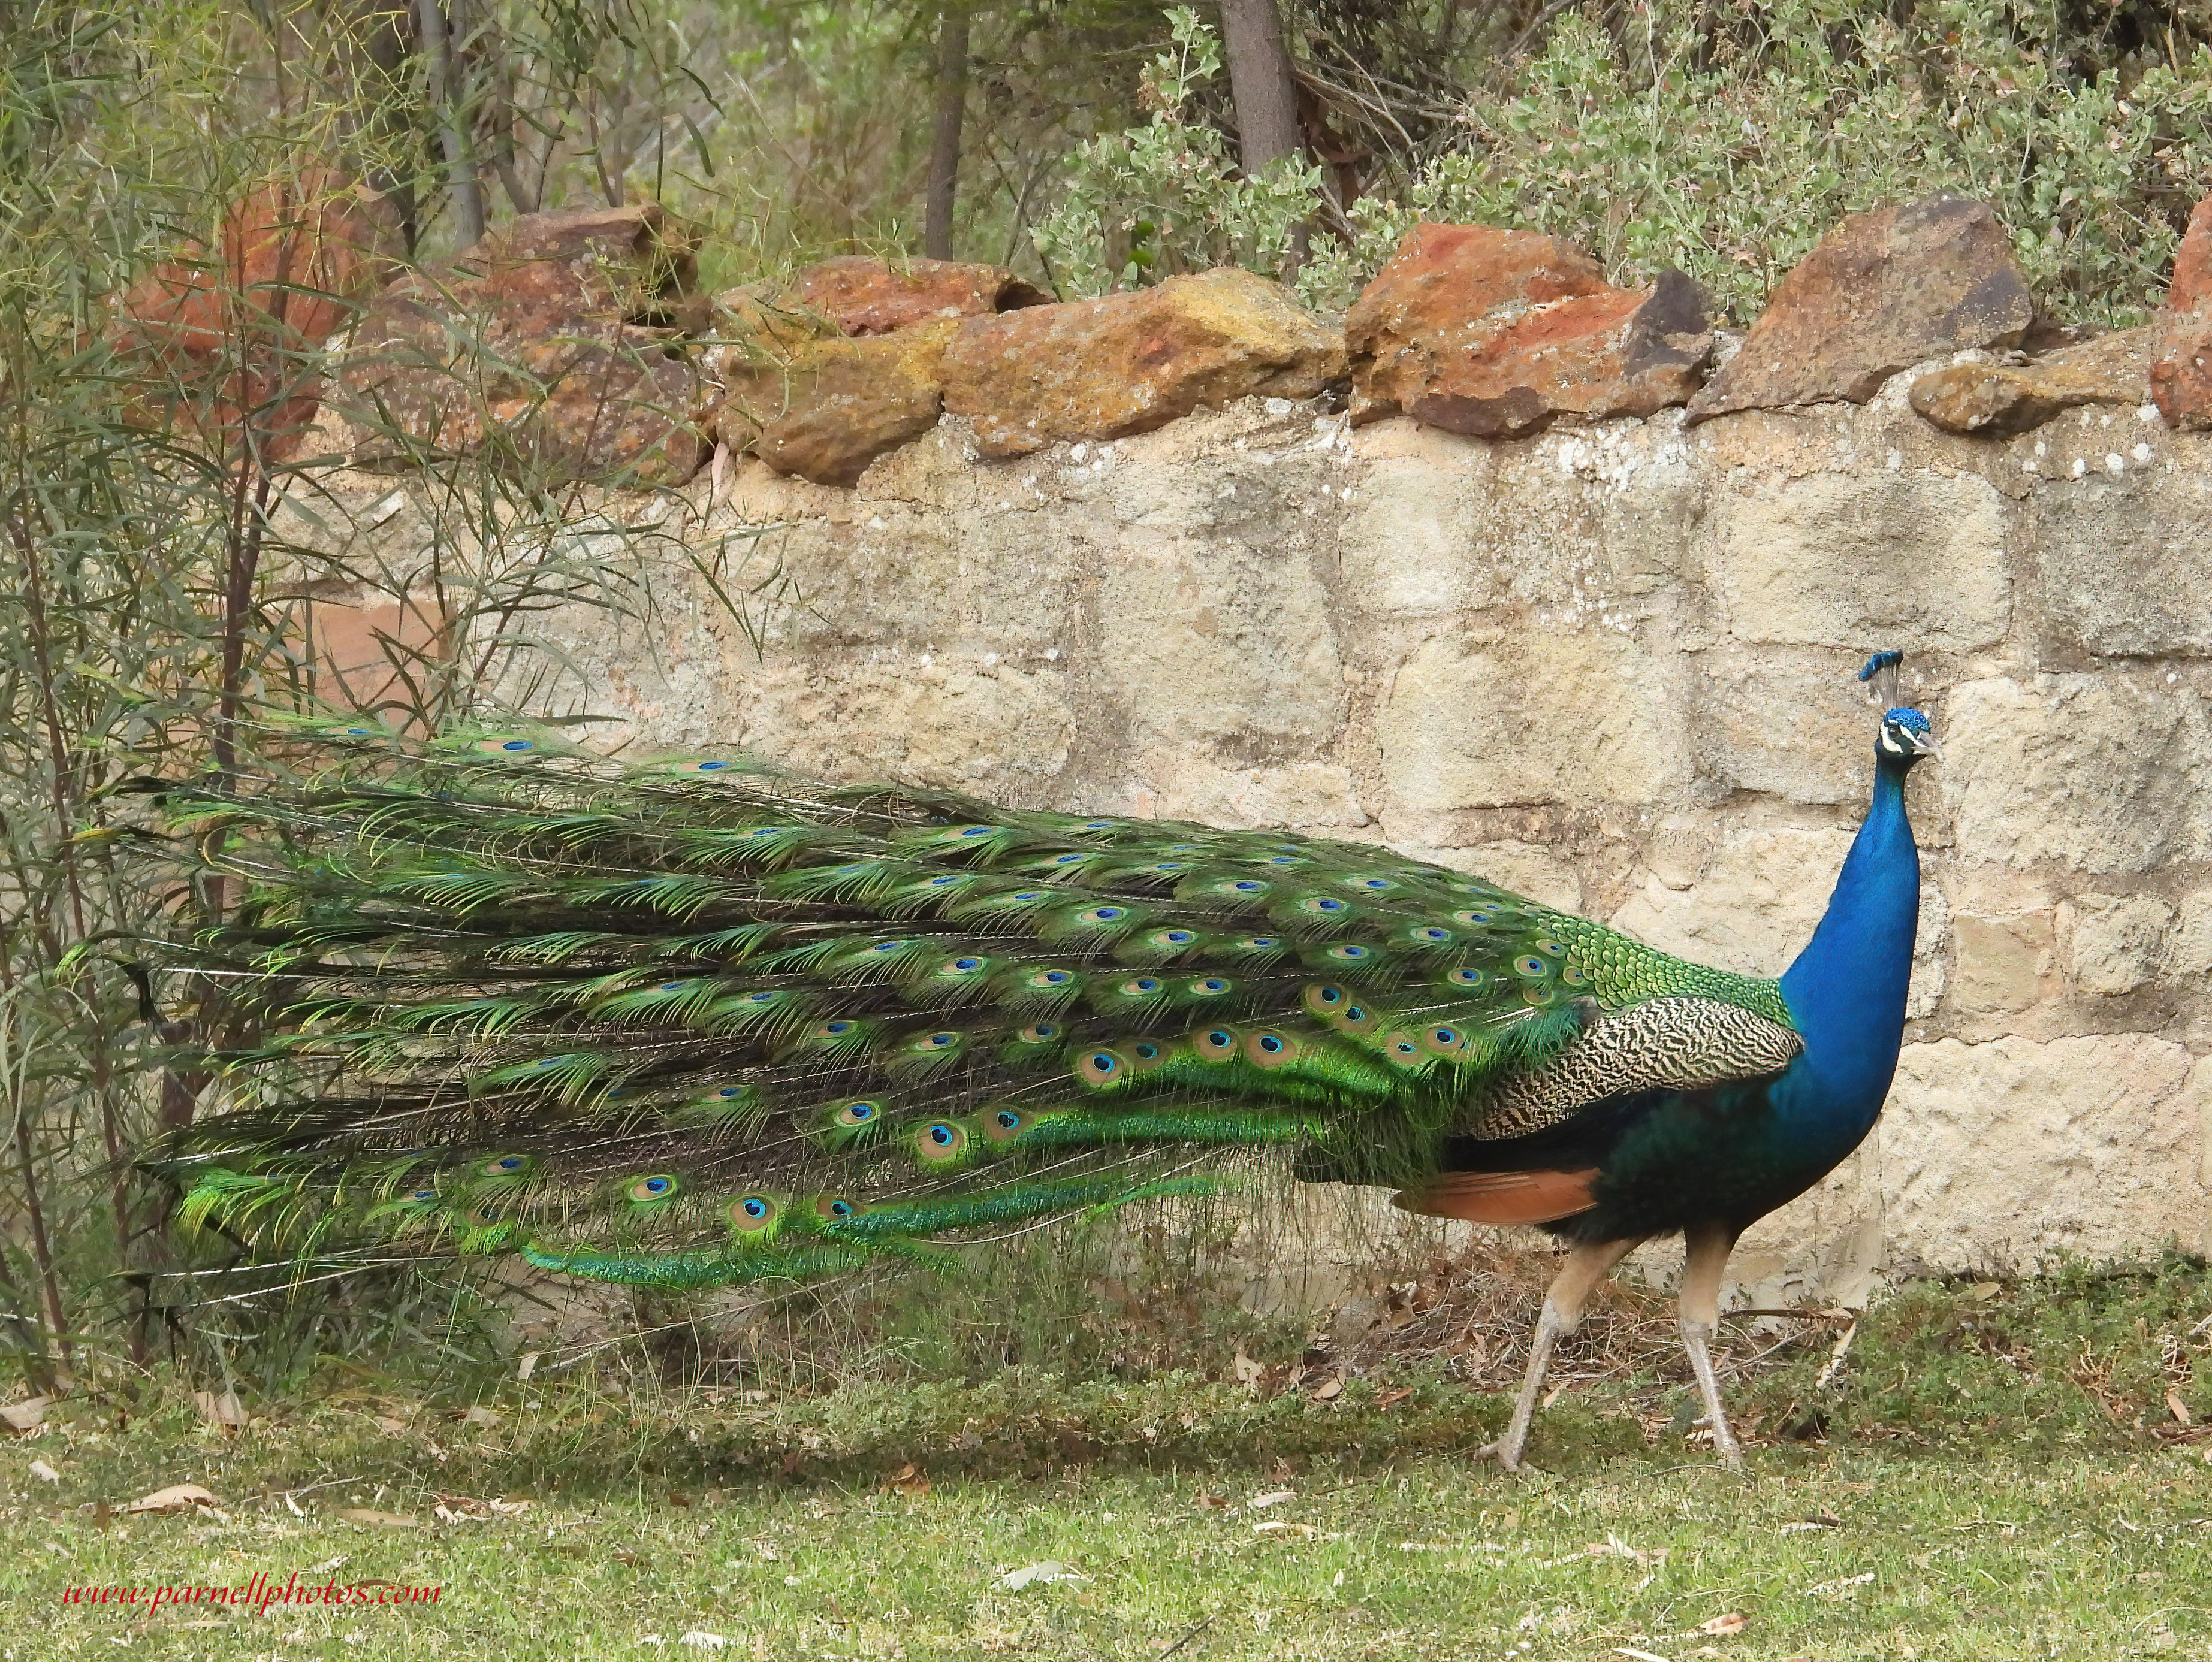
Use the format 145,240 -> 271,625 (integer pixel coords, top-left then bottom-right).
1218,0 -> 1302,172
924,6 -> 970,261
415,0 -> 487,247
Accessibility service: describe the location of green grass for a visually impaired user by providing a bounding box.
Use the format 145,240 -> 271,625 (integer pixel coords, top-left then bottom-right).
8,1257 -> 2212,1659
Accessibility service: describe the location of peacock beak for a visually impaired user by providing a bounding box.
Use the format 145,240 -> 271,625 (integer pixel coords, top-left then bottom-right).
1915,733 -> 1944,763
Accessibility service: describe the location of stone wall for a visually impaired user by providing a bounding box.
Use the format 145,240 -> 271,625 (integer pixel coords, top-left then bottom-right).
287,362 -> 2212,1308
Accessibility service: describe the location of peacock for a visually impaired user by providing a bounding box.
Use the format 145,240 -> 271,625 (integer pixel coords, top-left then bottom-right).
141,651 -> 1936,1470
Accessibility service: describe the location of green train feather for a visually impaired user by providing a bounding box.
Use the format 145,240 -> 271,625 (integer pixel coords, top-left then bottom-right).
138,714 -> 1802,1289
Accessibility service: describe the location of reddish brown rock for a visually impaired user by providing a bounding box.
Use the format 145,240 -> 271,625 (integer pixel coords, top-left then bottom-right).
719,321 -> 959,488
2151,194 -> 2212,430
1909,328 -> 2151,436
792,256 -> 1049,336
337,204 -> 710,486
110,169 -> 403,458
940,267 -> 1345,460
1345,224 -> 1712,437
1687,194 -> 2033,424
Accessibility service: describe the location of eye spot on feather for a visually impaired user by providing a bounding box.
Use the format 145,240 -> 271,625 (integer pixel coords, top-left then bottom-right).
693,759 -> 732,772
1120,977 -> 1163,996
1079,905 -> 1128,923
659,980 -> 693,992
1194,1028 -> 1239,1060
1324,943 -> 1372,963
495,738 -> 534,752
627,1174 -> 678,1202
1079,820 -> 1119,832
716,1086 -> 750,1101
479,1155 -> 530,1177
814,1196 -> 864,1219
813,1020 -> 859,1038
1454,909 -> 1498,927
1245,1029 -> 1299,1068
1522,986 -> 1556,1007
463,1203 -> 503,1227
1226,879 -> 1268,893
831,1099 -> 881,1128
1386,1036 -> 1425,1065
1048,853 -> 1087,866
916,1121 -> 970,1162
1263,856 -> 1302,868
864,939 -> 910,955
1513,956 -> 1549,978
957,826 -> 993,838
1235,935 -> 1283,952
405,1187 -> 440,1205
1445,966 -> 1486,989
728,1194 -> 780,1232
942,956 -> 986,974
1422,1025 -> 1468,1057
985,1108 -> 1025,1142
1299,896 -> 1349,915
1152,929 -> 1198,947
1534,939 -> 1567,957
1190,977 -> 1230,996
737,992 -> 783,1007
1303,983 -> 1347,1016
1018,1021 -> 1061,1044
1410,927 -> 1454,944
1346,877 -> 1396,892
1561,965 -> 1589,987
912,1031 -> 961,1051
1128,1041 -> 1167,1072
1076,1048 -> 1124,1085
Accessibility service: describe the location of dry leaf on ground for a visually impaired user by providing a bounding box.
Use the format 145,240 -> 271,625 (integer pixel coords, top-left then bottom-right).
123,1483 -> 220,1515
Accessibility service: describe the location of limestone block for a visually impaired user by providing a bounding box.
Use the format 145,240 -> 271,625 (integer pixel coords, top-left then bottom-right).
1730,1144 -> 1886,1309
2035,470 -> 2212,657
1689,647 -> 1871,805
2171,889 -> 2212,977
1945,674 -> 2212,872
1377,625 -> 1686,824
1092,535 -> 1345,762
1337,437 -> 1504,615
1103,759 -> 1368,830
1706,470 -> 2010,651
1884,1035 -> 2210,1268
1950,912 -> 2054,1014
1608,824 -> 1857,978
718,658 -> 1075,792
2060,892 -> 2178,995
1457,841 -> 1585,913
699,500 -> 1079,659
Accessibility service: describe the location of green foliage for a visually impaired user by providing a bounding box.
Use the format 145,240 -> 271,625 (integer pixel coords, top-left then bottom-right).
1031,8 -> 1321,294
1300,1 -> 2212,324
1024,2 -> 2212,327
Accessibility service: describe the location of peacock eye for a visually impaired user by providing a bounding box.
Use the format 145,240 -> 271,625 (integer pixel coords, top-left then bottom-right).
1193,978 -> 1229,994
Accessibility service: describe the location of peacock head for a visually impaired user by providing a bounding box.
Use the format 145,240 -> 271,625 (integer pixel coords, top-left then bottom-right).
1858,651 -> 1939,768
1876,706 -> 1940,767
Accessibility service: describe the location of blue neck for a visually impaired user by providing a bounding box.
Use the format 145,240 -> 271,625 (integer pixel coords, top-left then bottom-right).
1775,754 -> 1920,1132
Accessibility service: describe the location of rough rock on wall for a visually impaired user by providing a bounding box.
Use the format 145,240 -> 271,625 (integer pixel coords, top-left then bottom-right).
285,367 -> 2212,1310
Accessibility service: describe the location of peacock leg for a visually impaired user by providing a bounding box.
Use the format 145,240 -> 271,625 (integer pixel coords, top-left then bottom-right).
1676,1220 -> 1746,1469
1480,1236 -> 1645,1471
